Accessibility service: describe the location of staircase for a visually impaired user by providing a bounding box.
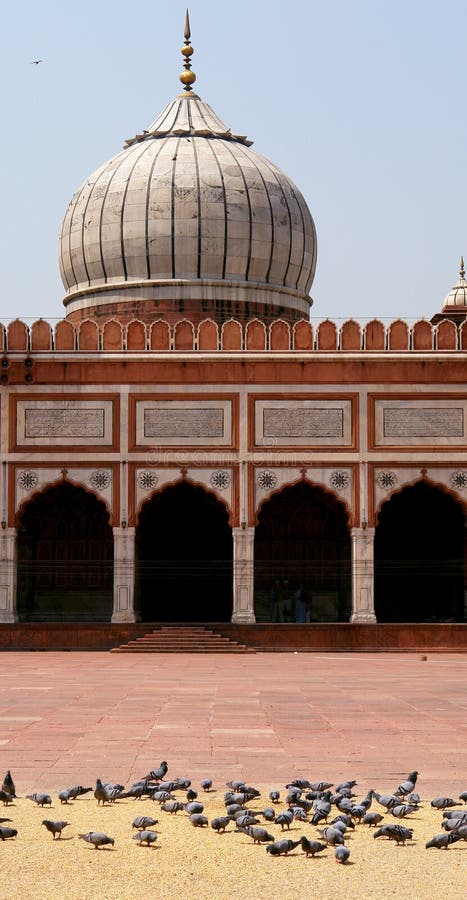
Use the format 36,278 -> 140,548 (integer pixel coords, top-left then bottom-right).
110,625 -> 255,653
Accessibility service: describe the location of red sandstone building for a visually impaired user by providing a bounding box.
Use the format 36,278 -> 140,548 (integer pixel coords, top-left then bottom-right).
0,20 -> 466,643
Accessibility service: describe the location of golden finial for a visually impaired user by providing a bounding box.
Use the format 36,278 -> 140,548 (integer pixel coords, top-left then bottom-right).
460,256 -> 465,280
179,9 -> 196,92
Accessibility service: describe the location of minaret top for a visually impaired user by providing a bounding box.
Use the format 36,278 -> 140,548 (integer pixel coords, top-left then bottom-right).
179,9 -> 196,92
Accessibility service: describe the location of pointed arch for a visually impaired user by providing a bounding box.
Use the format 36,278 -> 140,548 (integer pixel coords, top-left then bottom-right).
135,480 -> 233,622
254,480 -> 351,622
375,480 -> 465,622
16,481 -> 113,622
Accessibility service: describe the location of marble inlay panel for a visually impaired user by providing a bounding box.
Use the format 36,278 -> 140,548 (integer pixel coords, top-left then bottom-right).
374,398 -> 467,446
16,399 -> 114,447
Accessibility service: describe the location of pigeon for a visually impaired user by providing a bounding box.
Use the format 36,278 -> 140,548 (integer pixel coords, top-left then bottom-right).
318,826 -> 345,846
335,845 -> 350,864
94,780 -> 110,805
287,779 -> 311,790
211,816 -> 231,833
0,826 -> 17,840
336,780 -> 357,792
406,793 -> 421,807
78,832 -> 115,849
186,789 -> 198,802
133,830 -> 158,846
331,814 -> 355,830
349,805 -> 367,821
226,781 -> 246,791
237,825 -> 275,844
201,779 -> 213,792
395,771 -> 419,796
175,778 -> 191,790
441,814 -> 467,831
41,820 -> 70,839
144,762 -> 168,782
59,786 -> 92,804
371,791 -> 399,810
185,801 -> 204,815
31,59 -> 44,65
431,797 -> 461,809
290,806 -> 308,822
310,782 -> 333,792
335,796 -> 353,813
27,793 -> 52,807
454,825 -> 467,840
102,783 -> 124,803
235,813 -> 260,827
426,832 -> 461,850
1,771 -> 16,798
266,838 -> 301,856
269,790 -> 280,804
262,807 -> 275,821
189,814 -> 208,827
225,804 -> 242,817
161,801 -> 184,814
331,820 -> 347,834
362,812 -> 384,827
373,824 -> 413,844
276,810 -> 294,830
152,791 -> 175,804
442,809 -> 465,819
459,791 -> 467,803
132,816 -> 159,830
391,804 -> 418,818
0,790 -> 14,806
300,836 -> 327,857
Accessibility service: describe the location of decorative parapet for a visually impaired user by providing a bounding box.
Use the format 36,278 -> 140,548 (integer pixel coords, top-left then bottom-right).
0,317 -> 466,353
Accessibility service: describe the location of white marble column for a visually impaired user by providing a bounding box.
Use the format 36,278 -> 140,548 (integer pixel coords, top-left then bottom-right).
0,528 -> 17,623
350,526 -> 377,623
231,526 -> 256,624
111,527 -> 136,623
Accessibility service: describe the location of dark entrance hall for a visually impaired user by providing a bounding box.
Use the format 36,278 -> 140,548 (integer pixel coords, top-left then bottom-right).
136,481 -> 233,622
17,482 -> 113,621
374,481 -> 465,622
254,481 -> 351,621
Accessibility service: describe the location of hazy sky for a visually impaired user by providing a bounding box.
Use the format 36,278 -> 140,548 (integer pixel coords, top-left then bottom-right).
2,0 -> 466,322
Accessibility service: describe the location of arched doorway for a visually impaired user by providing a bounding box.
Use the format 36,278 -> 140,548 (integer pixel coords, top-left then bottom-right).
136,481 -> 233,622
17,482 -> 113,621
254,481 -> 351,622
374,481 -> 465,622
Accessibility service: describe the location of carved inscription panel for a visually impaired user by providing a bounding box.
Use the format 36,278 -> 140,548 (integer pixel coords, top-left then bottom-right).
15,399 -> 114,447
254,398 -> 353,447
374,398 -> 467,446
134,399 -> 232,447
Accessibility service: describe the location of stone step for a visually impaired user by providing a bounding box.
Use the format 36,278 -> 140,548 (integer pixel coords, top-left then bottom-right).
110,625 -> 255,653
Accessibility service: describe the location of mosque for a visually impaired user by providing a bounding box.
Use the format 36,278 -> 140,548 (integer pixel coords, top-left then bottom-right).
0,15 -> 465,648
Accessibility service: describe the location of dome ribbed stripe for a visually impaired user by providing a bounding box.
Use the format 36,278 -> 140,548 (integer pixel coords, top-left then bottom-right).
170,137 -> 182,279
120,141 -> 156,281
235,143 -> 275,284
98,152 -> 132,282
204,139 -> 228,280
144,140 -> 170,280
292,189 -> 307,291
81,152 -> 126,285
254,153 -> 292,287
222,141 -> 253,281
188,107 -> 202,278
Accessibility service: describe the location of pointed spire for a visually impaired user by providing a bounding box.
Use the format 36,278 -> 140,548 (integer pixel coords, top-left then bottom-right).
460,255 -> 465,280
179,9 -> 196,92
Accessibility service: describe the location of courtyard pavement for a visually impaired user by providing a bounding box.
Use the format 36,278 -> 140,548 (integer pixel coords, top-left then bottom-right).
0,651 -> 465,796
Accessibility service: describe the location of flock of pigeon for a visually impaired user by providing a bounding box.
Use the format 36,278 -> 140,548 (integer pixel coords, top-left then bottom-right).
0,764 -> 466,861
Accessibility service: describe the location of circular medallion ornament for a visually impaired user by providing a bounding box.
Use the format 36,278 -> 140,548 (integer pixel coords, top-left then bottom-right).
329,471 -> 350,491
450,471 -> 467,490
257,470 -> 278,490
209,470 -> 231,491
137,471 -> 159,491
376,471 -> 398,490
17,471 -> 38,491
89,470 -> 111,491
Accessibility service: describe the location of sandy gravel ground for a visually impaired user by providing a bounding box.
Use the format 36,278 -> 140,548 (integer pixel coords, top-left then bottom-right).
1,786 -> 465,900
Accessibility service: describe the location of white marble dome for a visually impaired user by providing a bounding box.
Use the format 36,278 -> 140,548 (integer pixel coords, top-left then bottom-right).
59,93 -> 317,318
442,259 -> 467,309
